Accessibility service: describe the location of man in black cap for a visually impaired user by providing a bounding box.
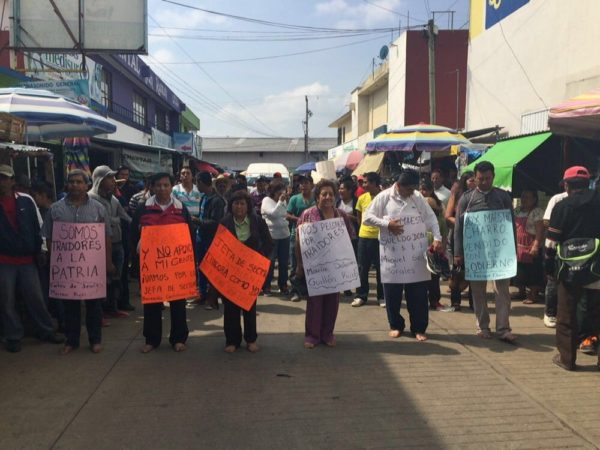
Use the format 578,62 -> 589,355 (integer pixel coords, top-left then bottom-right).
545,166 -> 600,371
363,169 -> 442,341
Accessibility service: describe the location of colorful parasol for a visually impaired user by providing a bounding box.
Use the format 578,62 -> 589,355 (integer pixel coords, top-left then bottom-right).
548,89 -> 600,140
365,123 -> 472,153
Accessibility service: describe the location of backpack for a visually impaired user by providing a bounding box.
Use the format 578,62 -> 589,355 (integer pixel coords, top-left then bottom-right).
557,238 -> 600,285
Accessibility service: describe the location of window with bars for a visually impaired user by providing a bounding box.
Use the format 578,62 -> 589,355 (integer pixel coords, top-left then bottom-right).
99,69 -> 112,109
132,92 -> 147,127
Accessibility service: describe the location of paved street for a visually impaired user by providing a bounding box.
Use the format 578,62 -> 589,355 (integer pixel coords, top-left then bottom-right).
1,283 -> 599,449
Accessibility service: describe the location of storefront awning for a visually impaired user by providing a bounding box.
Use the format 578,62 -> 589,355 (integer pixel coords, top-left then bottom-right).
464,132 -> 552,191
352,152 -> 384,176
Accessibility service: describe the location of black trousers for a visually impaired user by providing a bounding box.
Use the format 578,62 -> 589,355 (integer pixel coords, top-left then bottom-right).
356,237 -> 383,300
427,275 -> 441,307
143,300 -> 188,348
63,299 -> 102,348
556,282 -> 600,368
223,298 -> 257,347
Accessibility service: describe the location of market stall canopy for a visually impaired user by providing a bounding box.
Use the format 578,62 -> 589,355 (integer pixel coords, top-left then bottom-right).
365,123 -> 472,153
352,152 -> 385,176
295,161 -> 316,173
194,161 -> 220,175
548,89 -> 600,140
333,150 -> 364,171
0,88 -> 116,141
463,132 -> 552,192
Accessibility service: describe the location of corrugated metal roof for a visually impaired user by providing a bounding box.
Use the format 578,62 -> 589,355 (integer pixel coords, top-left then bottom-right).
202,137 -> 336,153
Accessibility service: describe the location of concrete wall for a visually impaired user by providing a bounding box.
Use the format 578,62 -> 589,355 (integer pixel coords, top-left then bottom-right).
388,33 -> 408,130
466,0 -> 600,135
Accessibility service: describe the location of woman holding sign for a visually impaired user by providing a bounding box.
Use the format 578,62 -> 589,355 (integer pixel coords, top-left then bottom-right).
220,189 -> 273,353
296,179 -> 357,349
130,173 -> 194,353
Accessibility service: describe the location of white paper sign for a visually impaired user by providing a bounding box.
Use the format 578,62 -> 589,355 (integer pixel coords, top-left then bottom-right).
379,213 -> 431,284
298,217 -> 360,297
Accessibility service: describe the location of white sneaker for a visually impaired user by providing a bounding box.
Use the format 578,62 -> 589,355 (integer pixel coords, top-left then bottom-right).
378,299 -> 386,308
544,314 -> 557,328
291,293 -> 301,302
351,298 -> 366,307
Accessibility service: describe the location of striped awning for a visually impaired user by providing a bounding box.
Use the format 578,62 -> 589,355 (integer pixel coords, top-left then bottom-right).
365,123 -> 472,153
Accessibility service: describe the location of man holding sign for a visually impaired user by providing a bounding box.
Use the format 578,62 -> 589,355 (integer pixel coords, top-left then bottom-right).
42,170 -> 114,355
454,161 -> 517,343
364,169 -> 442,342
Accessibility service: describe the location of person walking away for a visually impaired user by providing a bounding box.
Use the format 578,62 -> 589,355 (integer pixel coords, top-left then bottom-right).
261,180 -> 290,296
130,173 -> 192,353
88,166 -> 132,318
454,161 -> 517,343
296,179 -> 356,348
195,172 -> 226,309
513,189 -> 544,304
42,169 -> 113,354
287,175 -> 315,301
419,179 -> 449,310
444,171 -> 475,311
220,190 -> 272,353
364,169 -> 442,341
0,165 -> 63,353
352,172 -> 384,308
545,166 -> 600,371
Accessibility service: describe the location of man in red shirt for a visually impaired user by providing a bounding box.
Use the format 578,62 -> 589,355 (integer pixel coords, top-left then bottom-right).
0,164 -> 63,352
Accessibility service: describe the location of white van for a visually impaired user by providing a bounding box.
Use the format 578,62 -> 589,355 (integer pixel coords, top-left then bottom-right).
245,163 -> 290,186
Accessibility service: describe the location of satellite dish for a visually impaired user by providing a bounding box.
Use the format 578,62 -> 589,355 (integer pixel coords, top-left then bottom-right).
379,45 -> 389,60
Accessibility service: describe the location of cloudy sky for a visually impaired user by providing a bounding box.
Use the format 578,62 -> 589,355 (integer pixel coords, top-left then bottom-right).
144,0 -> 469,138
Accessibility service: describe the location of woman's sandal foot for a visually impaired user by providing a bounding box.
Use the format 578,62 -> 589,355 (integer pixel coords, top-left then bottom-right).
140,344 -> 156,354
90,344 -> 102,354
224,345 -> 237,353
389,330 -> 402,338
173,343 -> 187,352
61,345 -> 76,355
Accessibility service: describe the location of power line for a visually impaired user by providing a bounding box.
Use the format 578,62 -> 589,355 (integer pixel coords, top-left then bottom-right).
161,0 -> 405,33
149,14 -> 283,137
153,33 -> 395,65
148,30 -> 386,42
362,0 -> 427,22
498,21 -> 547,109
423,0 -> 431,18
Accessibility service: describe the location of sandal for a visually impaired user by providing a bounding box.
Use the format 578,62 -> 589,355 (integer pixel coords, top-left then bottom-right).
499,332 -> 517,344
173,343 -> 187,352
415,333 -> 428,342
522,299 -> 536,305
476,330 -> 492,339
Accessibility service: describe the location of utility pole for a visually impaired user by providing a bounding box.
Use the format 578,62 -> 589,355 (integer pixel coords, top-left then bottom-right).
303,95 -> 312,162
426,19 -> 437,125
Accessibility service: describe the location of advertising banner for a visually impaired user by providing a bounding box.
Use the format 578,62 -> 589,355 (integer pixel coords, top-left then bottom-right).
121,148 -> 173,179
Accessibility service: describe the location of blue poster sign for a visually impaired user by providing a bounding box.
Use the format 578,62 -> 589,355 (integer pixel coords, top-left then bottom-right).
485,0 -> 529,30
463,209 -> 516,281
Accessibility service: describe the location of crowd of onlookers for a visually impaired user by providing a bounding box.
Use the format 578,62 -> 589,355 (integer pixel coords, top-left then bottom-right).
0,160 -> 598,370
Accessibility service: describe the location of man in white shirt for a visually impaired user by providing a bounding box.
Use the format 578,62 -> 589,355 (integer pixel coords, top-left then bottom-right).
431,169 -> 451,208
364,169 -> 442,342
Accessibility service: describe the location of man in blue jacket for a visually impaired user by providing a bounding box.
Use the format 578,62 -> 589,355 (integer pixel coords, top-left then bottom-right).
0,164 -> 63,352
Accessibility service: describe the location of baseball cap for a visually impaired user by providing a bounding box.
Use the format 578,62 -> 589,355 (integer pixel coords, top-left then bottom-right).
0,164 -> 15,177
562,166 -> 590,181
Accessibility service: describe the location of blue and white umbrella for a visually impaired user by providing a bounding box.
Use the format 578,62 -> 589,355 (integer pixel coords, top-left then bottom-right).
0,88 -> 116,141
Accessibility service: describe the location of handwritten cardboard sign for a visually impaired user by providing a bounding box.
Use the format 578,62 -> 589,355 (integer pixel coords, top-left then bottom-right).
463,209 -> 517,281
140,223 -> 198,304
200,224 -> 270,311
379,213 -> 431,284
50,222 -> 106,300
298,217 -> 359,297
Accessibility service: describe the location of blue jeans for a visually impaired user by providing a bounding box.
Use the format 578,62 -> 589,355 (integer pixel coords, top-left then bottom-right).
383,281 -> 429,334
265,237 -> 290,290
0,263 -> 54,341
197,239 -> 210,298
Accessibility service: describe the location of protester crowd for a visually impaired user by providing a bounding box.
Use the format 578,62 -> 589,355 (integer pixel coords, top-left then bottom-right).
0,160 -> 598,372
